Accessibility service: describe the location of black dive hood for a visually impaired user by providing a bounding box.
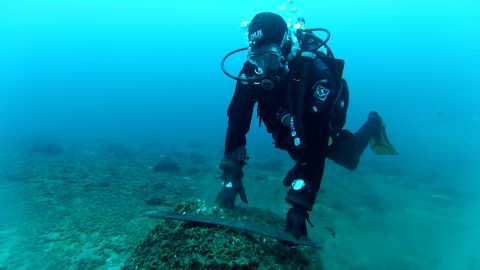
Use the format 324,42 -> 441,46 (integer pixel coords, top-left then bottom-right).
220,27 -> 331,87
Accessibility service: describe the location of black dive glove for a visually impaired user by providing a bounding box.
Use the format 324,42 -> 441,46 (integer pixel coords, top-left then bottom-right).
215,155 -> 248,208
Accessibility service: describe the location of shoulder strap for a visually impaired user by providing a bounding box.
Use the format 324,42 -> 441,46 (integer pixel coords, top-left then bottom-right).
285,55 -> 312,148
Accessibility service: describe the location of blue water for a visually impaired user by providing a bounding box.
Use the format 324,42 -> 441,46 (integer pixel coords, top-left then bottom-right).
1,0 -> 479,159
0,0 -> 479,268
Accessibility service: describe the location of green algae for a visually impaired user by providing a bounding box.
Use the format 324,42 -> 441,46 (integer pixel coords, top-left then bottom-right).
122,199 -> 322,269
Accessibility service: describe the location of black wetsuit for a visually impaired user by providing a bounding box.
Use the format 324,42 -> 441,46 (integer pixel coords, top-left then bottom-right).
224,54 -> 370,211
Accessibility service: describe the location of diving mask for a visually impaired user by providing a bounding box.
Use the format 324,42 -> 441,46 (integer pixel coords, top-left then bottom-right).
247,44 -> 284,74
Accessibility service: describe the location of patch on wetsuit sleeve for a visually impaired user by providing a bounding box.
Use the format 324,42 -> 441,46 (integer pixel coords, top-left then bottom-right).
313,81 -> 330,102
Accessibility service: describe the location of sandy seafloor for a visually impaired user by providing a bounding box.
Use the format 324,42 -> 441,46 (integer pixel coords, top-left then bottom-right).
0,139 -> 479,270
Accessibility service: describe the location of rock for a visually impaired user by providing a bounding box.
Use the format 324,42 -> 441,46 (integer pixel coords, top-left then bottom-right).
122,200 -> 322,270
153,158 -> 181,173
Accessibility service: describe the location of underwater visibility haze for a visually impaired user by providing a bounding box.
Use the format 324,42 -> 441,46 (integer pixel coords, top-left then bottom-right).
0,0 -> 479,269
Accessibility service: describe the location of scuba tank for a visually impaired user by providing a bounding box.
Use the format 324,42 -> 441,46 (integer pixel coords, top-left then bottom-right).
294,17 -> 345,91
293,18 -> 349,136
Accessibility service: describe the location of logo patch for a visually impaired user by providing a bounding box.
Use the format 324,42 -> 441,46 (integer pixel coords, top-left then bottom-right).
240,73 -> 248,85
313,84 -> 330,102
250,30 -> 263,41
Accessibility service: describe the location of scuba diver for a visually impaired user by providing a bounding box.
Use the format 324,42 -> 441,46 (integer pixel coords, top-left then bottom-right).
216,12 -> 397,238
